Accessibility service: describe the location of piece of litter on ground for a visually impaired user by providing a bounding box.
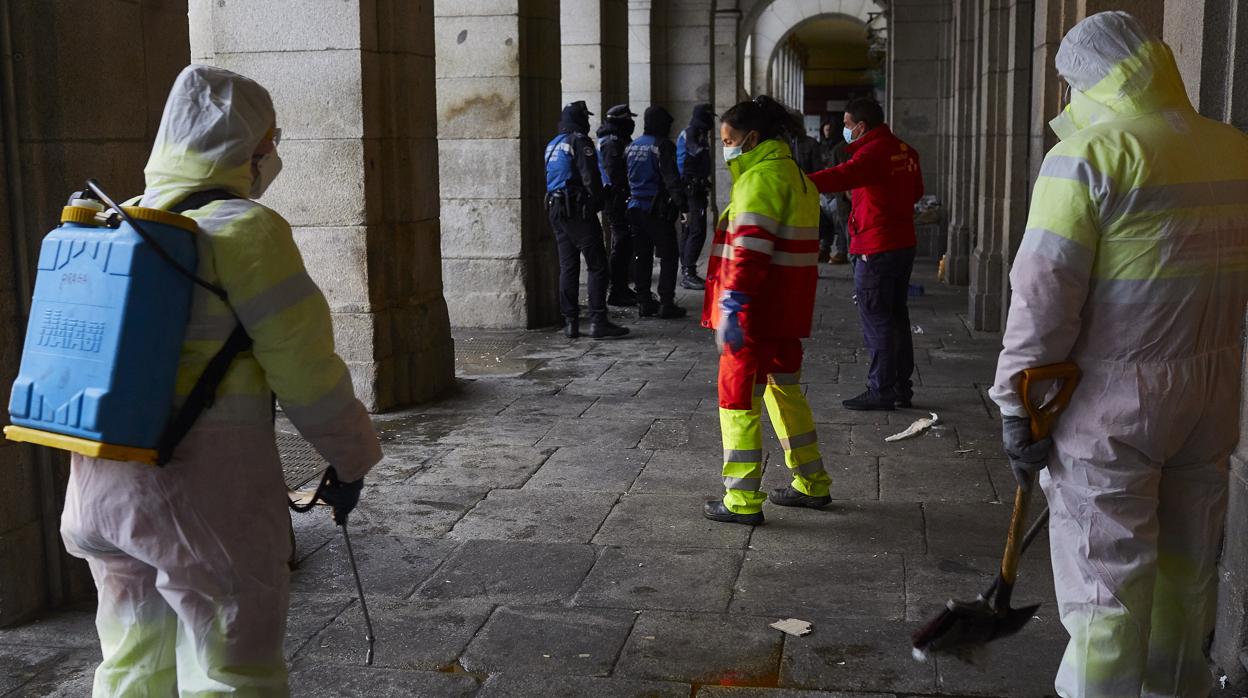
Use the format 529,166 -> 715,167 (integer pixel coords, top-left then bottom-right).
770,618 -> 813,637
912,325 -> 924,334
955,449 -> 974,454
885,412 -> 940,442
577,654 -> 591,658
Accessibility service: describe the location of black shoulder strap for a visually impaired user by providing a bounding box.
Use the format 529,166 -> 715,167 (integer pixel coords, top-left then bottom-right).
157,188 -> 253,466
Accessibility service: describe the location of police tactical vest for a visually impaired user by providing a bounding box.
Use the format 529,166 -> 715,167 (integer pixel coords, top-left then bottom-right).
626,134 -> 662,206
545,134 -> 577,193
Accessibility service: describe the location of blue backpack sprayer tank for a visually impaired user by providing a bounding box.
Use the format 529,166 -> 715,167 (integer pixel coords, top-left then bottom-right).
4,180 -> 376,665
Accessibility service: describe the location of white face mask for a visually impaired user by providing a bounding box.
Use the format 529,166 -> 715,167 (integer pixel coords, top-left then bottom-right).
250,150 -> 283,199
723,145 -> 744,163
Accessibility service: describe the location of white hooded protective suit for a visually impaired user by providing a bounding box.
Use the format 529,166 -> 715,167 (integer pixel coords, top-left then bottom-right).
60,64 -> 382,697
990,12 -> 1248,698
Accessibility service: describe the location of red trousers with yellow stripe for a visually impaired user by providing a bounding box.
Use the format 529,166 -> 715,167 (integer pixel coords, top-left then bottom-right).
718,336 -> 831,513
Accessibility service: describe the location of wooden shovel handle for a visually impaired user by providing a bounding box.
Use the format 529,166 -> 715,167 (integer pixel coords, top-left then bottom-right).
1019,361 -> 1081,441
999,361 -> 1081,590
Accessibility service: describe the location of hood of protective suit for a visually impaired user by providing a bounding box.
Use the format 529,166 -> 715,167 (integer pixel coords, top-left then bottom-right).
644,106 -> 674,137
141,65 -> 275,209
1052,11 -> 1192,136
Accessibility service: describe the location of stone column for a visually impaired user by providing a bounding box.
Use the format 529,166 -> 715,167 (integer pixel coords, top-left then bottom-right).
561,0 -> 629,118
889,0 -> 952,203
659,0 -> 714,126
968,0 -> 1008,331
630,0 -> 658,106
436,0 -> 562,330
192,0 -> 454,409
0,0 -> 188,625
944,0 -> 981,286
713,3 -> 744,210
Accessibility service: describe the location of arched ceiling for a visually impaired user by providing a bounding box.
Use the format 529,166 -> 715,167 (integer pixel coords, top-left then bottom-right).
742,0 -> 885,95
790,16 -> 873,87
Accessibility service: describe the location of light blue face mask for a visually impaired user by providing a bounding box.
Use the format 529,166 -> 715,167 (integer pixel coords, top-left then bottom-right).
723,145 -> 743,163
843,125 -> 859,143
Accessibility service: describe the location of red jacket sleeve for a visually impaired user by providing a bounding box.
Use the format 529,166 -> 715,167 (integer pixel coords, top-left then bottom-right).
808,145 -> 887,194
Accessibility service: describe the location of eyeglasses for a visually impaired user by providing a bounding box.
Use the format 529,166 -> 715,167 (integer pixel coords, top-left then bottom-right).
265,127 -> 283,146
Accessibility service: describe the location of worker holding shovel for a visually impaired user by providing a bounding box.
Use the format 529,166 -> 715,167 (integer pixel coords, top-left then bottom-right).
989,12 -> 1248,698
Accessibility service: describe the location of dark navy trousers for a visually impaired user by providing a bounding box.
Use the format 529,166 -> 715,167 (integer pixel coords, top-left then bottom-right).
854,246 -> 916,399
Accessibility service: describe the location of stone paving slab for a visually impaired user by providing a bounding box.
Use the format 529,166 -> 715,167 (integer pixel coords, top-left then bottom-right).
496,393 -> 597,418
475,673 -> 690,697
459,605 -> 636,676
700,689 -> 895,698
730,550 -> 906,620
414,540 -> 597,606
405,446 -> 553,489
923,502 -> 1049,559
574,546 -> 744,613
583,395 -> 702,420
434,415 -> 554,448
0,646 -> 72,695
593,494 -> 752,549
285,663 -> 479,697
558,377 -> 649,397
290,534 -> 457,598
301,598 -> 492,671
631,449 -> 722,494
615,610 -> 784,685
878,456 -> 996,503
449,490 -> 619,543
0,648 -> 96,697
352,484 -> 488,537
285,592 -> 354,660
524,446 -> 652,492
848,423 -> 963,458
903,553 -> 1055,624
638,416 -> 725,451
535,417 -> 655,450
779,617 -> 937,694
746,502 -> 924,555
932,614 -> 1067,697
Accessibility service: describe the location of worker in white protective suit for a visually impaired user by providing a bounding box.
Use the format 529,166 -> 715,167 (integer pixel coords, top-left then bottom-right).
59,65 -> 382,697
990,12 -> 1248,698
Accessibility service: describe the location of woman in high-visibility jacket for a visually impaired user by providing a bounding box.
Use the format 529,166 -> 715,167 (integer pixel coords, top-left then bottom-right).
59,65 -> 382,696
701,95 -> 832,525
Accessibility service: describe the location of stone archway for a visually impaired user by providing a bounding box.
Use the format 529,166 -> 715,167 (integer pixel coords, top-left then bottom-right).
743,0 -> 884,98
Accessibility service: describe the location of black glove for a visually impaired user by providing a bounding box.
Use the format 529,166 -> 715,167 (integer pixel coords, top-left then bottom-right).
319,466 -> 364,525
1002,415 -> 1053,491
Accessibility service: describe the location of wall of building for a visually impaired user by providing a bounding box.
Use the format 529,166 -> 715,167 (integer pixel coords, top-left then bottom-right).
0,0 -> 189,626
436,0 -> 562,330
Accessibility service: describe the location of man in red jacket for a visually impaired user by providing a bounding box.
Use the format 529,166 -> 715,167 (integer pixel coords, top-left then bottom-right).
809,98 -> 923,411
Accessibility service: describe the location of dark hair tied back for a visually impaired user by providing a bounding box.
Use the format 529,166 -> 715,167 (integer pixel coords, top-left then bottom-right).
722,94 -> 804,143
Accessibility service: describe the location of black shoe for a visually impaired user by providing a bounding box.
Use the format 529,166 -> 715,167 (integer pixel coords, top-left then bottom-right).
842,389 -> 895,411
657,302 -> 686,319
563,318 -> 580,339
680,272 -> 705,290
702,500 -> 764,525
607,289 -> 638,307
895,395 -> 913,408
638,296 -> 660,318
769,486 -> 832,509
590,320 -> 629,339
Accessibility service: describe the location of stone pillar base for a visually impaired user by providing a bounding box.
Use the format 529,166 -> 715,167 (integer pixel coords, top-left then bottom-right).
969,248 -> 1004,332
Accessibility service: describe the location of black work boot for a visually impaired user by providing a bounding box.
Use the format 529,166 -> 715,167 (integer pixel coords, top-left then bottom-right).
842,389 -> 894,411
590,319 -> 630,339
637,294 -> 661,318
702,500 -> 764,525
895,392 -> 914,409
563,317 -> 580,339
769,486 -> 832,509
607,288 -> 638,307
657,302 -> 686,319
680,270 -> 706,290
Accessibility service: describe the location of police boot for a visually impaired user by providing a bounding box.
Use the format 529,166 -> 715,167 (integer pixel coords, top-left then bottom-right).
657,301 -> 686,319
638,294 -> 661,318
607,288 -> 638,307
564,317 -> 580,339
590,319 -> 630,339
679,270 -> 705,290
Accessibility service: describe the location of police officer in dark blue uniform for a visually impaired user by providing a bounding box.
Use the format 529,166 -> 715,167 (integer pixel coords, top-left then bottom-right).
676,103 -> 715,290
545,101 -> 629,339
626,106 -> 687,319
597,104 -> 638,307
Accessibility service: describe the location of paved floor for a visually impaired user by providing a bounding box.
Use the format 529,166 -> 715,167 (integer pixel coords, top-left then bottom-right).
1,261 -> 1237,697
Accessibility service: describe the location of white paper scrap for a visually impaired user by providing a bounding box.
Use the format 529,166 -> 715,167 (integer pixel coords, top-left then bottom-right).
770,618 -> 813,637
885,412 -> 940,442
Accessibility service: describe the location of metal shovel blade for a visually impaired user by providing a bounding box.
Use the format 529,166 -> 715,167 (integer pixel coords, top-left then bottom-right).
915,597 -> 1041,657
